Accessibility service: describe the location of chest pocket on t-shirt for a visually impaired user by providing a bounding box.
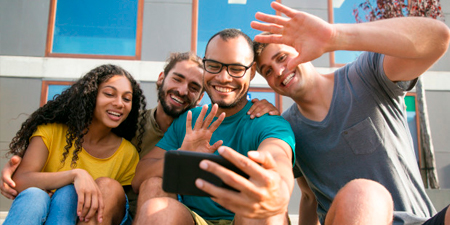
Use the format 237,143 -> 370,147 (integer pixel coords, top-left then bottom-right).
342,117 -> 382,155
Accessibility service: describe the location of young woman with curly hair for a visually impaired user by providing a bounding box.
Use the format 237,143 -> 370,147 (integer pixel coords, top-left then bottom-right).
3,64 -> 147,225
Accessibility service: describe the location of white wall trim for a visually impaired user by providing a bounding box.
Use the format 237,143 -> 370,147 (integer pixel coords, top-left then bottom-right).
1,56 -> 449,90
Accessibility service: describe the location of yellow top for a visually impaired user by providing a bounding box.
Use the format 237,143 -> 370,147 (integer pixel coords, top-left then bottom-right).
31,123 -> 139,186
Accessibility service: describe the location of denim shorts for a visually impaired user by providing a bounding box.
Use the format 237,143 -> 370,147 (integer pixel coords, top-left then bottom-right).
120,194 -> 133,225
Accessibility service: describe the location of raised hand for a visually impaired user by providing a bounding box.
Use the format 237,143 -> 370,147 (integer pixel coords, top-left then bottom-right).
247,98 -> 280,119
251,1 -> 335,71
73,169 -> 104,223
180,104 -> 226,153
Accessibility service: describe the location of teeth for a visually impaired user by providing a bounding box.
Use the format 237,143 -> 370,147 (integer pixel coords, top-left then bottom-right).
282,73 -> 295,86
171,95 -> 184,104
215,86 -> 232,93
108,111 -> 121,117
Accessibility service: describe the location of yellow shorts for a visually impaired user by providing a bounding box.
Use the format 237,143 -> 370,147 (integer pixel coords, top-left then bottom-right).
185,206 -> 234,225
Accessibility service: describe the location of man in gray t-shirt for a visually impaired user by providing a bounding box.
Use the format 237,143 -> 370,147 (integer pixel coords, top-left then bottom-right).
251,2 -> 450,225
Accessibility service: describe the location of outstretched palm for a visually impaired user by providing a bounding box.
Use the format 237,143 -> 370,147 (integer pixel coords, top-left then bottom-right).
180,104 -> 225,153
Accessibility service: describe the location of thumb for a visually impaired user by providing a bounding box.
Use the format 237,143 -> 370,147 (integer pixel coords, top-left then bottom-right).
10,155 -> 22,169
287,56 -> 304,72
247,151 -> 277,170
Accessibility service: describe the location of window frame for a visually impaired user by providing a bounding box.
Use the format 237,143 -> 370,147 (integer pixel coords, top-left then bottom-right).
40,80 -> 74,107
45,0 -> 144,60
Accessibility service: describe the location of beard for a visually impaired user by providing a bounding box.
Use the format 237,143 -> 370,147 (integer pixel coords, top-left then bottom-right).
158,81 -> 197,118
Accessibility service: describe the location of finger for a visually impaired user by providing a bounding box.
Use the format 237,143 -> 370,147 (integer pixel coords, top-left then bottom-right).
77,192 -> 85,220
203,104 -> 218,129
208,112 -> 225,133
194,105 -> 209,130
199,159 -> 257,194
247,98 -> 260,116
209,140 -> 223,151
185,110 -> 193,132
80,192 -> 92,221
218,147 -> 269,180
270,1 -> 297,18
195,178 -> 252,209
287,56 -> 306,72
253,32 -> 284,44
268,110 -> 280,116
10,156 -> 22,170
247,151 -> 277,171
97,192 -> 104,223
250,20 -> 284,35
84,193 -> 99,222
1,189 -> 16,200
254,12 -> 288,27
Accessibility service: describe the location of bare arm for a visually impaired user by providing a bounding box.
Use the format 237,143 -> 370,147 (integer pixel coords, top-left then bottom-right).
131,146 -> 166,193
251,1 -> 450,81
196,138 -> 294,219
297,177 -> 320,225
13,136 -> 105,222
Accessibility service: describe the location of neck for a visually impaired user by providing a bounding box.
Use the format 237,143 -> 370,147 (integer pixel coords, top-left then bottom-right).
294,72 -> 335,122
155,103 -> 175,132
216,98 -> 248,118
84,121 -> 114,144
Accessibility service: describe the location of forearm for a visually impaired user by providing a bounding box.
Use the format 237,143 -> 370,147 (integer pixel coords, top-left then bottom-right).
13,169 -> 78,193
132,158 -> 164,193
333,17 -> 450,59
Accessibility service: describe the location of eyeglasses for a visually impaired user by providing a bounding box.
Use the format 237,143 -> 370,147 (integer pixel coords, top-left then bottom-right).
202,58 -> 254,78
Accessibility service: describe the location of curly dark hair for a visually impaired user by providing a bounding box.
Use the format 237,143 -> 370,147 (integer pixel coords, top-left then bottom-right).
8,64 -> 147,168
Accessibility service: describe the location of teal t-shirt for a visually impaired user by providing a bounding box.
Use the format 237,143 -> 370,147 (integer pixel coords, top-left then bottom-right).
156,101 -> 295,220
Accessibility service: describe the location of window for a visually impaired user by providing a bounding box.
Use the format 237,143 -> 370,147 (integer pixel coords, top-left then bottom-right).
199,87 -> 282,111
40,81 -> 73,106
46,0 -> 143,59
329,0 -> 363,66
192,0 -> 279,57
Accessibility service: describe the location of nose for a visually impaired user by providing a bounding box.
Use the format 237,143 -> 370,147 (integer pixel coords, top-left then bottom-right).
216,66 -> 233,82
274,64 -> 286,77
178,84 -> 188,96
112,97 -> 124,108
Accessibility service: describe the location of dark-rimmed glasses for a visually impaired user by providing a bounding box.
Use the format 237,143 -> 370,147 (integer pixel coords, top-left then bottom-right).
202,58 -> 254,78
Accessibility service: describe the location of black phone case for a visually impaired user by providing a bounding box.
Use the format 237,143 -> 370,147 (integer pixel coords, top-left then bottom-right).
162,150 -> 249,197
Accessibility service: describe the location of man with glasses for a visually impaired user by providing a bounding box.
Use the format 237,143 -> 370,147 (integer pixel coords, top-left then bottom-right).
132,28 -> 295,225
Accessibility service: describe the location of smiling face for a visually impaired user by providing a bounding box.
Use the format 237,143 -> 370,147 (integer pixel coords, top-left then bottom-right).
203,35 -> 255,111
93,75 -> 133,129
157,60 -> 204,118
256,43 -> 313,98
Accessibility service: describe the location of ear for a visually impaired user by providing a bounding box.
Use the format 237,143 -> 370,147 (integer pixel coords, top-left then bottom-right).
156,72 -> 165,86
196,92 -> 205,106
249,63 -> 257,81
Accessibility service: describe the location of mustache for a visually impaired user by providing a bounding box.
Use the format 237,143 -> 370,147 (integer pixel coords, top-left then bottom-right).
168,90 -> 190,104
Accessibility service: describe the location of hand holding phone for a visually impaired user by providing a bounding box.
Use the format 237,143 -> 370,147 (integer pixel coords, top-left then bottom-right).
162,150 -> 249,197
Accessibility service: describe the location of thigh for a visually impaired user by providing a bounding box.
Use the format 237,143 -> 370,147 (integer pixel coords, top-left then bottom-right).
3,187 -> 51,225
46,184 -> 78,225
422,205 -> 449,225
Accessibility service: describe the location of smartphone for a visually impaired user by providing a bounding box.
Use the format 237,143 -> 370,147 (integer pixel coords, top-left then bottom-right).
162,150 -> 249,197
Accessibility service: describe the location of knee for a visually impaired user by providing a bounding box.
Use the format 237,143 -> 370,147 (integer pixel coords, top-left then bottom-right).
18,187 -> 51,206
334,179 -> 393,215
96,177 -> 124,194
337,179 -> 392,205
140,177 -> 164,197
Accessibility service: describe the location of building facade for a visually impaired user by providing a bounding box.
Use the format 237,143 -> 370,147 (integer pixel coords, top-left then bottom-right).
1,0 -> 449,214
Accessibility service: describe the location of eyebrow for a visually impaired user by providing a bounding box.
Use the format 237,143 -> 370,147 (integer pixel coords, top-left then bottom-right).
259,52 -> 282,74
102,85 -> 133,95
173,72 -> 202,89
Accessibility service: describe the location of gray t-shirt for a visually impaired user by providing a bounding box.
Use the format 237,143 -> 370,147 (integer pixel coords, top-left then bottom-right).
283,52 -> 436,225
